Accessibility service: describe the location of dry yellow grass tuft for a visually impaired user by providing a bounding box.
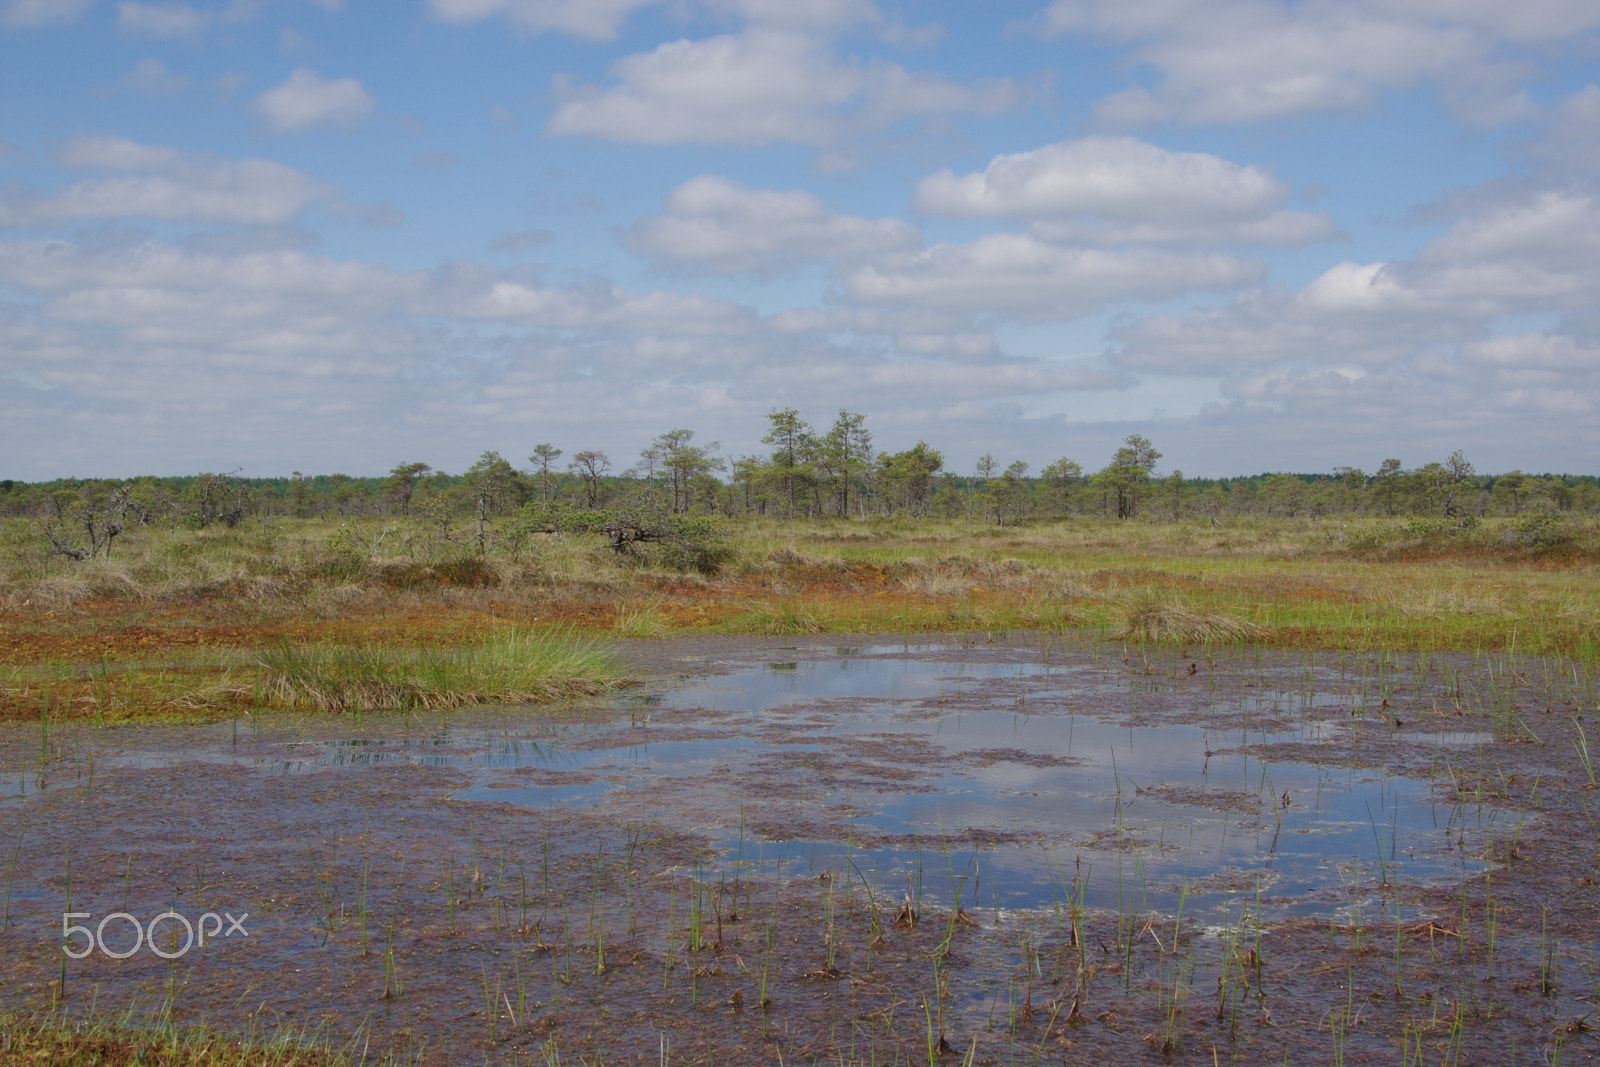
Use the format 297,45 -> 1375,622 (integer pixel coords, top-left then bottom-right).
1114,591 -> 1265,645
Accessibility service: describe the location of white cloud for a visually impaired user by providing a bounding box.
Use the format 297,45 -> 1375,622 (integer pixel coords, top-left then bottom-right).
1213,356 -> 1599,433
547,29 -> 1017,147
0,239 -> 412,306
446,332 -> 1123,459
56,135 -> 181,170
489,229 -> 556,254
1108,252 -> 1493,376
915,136 -> 1337,246
919,137 -> 1279,219
0,137 -> 334,226
0,239 -> 429,387
767,304 -> 972,335
445,277 -> 758,334
1460,332 -> 1600,370
1,0 -> 91,27
1536,85 -> 1600,175
626,175 -> 919,274
0,240 -> 445,475
1380,0 -> 1600,42
426,0 -> 885,39
1108,295 -> 1444,374
893,332 -> 1000,361
0,240 -> 768,397
118,57 -> 190,94
426,0 -> 660,41
1037,0 -> 1578,126
1298,260 -> 1418,313
708,0 -> 879,31
1028,211 -> 1338,247
252,68 -> 374,132
1421,190 -> 1600,273
180,227 -> 320,255
1108,182 -> 1600,376
117,1 -> 209,35
842,232 -> 1261,319
0,230 -> 1137,477
853,359 -> 1120,393
325,199 -> 404,227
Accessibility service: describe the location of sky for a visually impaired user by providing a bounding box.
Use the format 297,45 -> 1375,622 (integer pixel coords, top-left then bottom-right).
2,0 -> 1598,481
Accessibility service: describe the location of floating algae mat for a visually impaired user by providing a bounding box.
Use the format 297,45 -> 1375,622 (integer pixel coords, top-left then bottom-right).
224,643 -> 1509,924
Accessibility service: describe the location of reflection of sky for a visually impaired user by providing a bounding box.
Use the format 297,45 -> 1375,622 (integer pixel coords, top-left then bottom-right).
13,649 -> 1501,922
3,770 -> 42,802
441,653 -> 1509,921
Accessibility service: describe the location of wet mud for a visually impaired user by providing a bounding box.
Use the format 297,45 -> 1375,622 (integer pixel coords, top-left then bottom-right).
1,632 -> 1597,1064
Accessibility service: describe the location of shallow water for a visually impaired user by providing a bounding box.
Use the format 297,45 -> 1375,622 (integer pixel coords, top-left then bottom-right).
4,636 -> 1585,1067
62,643 -> 1507,925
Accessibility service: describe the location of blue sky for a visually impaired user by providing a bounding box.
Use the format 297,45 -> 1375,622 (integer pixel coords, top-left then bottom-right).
2,0 -> 1598,480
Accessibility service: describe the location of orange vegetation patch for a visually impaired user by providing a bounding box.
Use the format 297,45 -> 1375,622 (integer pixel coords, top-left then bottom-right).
0,667 -> 257,723
1262,624 -> 1456,653
665,602 -> 741,627
0,625 -> 275,664
0,609 -> 519,665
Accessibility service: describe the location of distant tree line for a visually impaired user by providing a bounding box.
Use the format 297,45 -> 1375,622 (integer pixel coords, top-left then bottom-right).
4,413 -> 1599,556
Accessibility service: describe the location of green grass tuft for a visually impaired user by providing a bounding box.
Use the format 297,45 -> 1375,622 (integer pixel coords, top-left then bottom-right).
612,601 -> 673,637
257,628 -> 626,712
727,601 -> 827,635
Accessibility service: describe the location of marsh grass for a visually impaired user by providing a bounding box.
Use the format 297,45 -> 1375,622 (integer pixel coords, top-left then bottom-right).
1113,591 -> 1266,645
725,600 -> 827,635
611,601 -> 673,638
0,1008 -> 378,1066
6,513 -> 1600,719
1013,593 -> 1088,632
257,629 -> 626,712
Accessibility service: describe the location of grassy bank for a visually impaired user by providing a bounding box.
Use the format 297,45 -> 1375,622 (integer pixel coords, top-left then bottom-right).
2,514 -> 1597,720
